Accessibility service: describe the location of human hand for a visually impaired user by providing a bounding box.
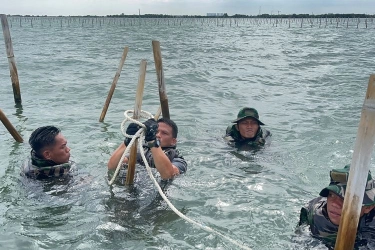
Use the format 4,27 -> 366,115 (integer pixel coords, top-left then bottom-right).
124,123 -> 140,146
143,119 -> 158,142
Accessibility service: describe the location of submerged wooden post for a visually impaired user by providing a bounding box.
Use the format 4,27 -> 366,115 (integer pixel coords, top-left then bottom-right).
335,75 -> 375,250
152,40 -> 170,119
1,14 -> 22,104
99,46 -> 129,122
0,109 -> 23,142
126,60 -> 147,185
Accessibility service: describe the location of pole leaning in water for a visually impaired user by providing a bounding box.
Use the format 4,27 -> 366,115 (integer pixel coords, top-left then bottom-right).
99,46 -> 129,122
126,60 -> 147,185
335,74 -> 375,250
1,14 -> 21,104
152,40 -> 170,119
0,109 -> 23,142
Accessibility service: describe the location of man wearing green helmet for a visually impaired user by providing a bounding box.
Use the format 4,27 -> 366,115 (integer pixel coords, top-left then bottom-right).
299,165 -> 375,246
224,107 -> 271,149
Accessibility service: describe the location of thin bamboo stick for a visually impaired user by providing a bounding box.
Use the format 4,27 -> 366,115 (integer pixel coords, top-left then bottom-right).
99,46 -> 129,122
126,60 -> 147,185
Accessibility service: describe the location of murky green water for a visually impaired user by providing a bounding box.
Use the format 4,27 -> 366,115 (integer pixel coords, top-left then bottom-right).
1,17 -> 375,249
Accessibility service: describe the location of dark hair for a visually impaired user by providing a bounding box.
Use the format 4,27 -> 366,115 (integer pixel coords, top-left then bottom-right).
29,126 -> 61,157
157,118 -> 178,138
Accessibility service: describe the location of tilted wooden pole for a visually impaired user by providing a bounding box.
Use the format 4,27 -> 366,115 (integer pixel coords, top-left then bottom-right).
152,40 -> 170,119
99,46 -> 129,122
1,14 -> 21,104
335,74 -> 375,250
0,109 -> 23,142
125,60 -> 147,185
154,106 -> 162,120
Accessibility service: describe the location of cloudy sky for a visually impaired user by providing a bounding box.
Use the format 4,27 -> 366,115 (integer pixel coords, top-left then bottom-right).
2,0 -> 375,16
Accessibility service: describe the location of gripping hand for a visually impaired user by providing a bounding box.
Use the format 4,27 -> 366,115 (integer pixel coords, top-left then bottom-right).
124,123 -> 140,146
143,119 -> 158,142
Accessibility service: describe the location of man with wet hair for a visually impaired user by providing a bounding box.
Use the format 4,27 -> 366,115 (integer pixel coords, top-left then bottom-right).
22,126 -> 74,179
299,165 -> 375,246
108,118 -> 187,181
224,107 -> 271,148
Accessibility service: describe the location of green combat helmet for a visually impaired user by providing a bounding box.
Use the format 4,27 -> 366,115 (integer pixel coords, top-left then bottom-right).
319,165 -> 375,206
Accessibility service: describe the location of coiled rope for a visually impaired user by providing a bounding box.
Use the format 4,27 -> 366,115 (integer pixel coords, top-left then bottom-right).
108,110 -> 252,250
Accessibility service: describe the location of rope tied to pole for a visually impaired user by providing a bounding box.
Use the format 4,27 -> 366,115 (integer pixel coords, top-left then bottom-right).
108,109 -> 252,250
108,109 -> 153,186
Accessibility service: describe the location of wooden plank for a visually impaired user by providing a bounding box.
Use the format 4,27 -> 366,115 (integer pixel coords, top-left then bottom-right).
1,14 -> 21,104
152,40 -> 170,119
335,74 -> 375,249
0,109 -> 23,142
125,60 -> 147,185
99,46 -> 129,122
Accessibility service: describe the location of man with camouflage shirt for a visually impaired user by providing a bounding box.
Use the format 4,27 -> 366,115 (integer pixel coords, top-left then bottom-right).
299,165 -> 375,246
108,118 -> 187,181
224,107 -> 271,148
22,126 -> 75,179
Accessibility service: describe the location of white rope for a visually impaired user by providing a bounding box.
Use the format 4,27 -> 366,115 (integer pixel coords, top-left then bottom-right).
139,145 -> 252,250
109,109 -> 252,250
108,109 -> 153,186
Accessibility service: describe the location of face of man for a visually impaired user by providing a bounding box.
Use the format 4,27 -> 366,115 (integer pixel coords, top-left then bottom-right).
326,191 -> 375,226
326,191 -> 344,225
156,122 -> 176,147
43,133 -> 71,164
236,117 -> 260,139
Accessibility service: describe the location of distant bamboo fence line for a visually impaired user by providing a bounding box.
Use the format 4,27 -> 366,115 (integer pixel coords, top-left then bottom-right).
4,16 -> 375,29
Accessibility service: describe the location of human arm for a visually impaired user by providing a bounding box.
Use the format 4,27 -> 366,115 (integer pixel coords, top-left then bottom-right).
107,143 -> 129,170
107,123 -> 140,170
149,146 -> 180,179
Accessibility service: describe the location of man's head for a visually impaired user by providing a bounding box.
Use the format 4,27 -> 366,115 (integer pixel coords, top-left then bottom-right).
233,107 -> 264,139
29,126 -> 70,164
319,165 -> 375,225
156,118 -> 178,147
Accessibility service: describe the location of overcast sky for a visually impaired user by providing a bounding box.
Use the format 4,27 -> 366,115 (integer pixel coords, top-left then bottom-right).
2,0 -> 375,16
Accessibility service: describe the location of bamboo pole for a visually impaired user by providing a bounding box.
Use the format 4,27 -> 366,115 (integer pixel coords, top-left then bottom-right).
154,106 -> 162,120
0,109 -> 23,142
152,40 -> 170,119
99,46 -> 129,122
335,75 -> 375,250
1,14 -> 22,104
125,60 -> 147,185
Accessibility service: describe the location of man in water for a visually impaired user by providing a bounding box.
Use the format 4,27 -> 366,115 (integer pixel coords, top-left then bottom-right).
22,125 -> 74,179
224,107 -> 271,148
107,118 -> 187,182
299,165 -> 375,247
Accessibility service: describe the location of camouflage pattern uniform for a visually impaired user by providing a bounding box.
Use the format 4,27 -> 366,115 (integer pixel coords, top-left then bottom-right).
137,146 -> 187,174
115,145 -> 187,185
224,124 -> 271,147
299,165 -> 375,246
224,107 -> 271,148
21,150 -> 75,179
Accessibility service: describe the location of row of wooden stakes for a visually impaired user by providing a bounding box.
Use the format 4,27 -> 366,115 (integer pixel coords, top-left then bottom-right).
4,12 -> 375,250
2,13 -> 171,186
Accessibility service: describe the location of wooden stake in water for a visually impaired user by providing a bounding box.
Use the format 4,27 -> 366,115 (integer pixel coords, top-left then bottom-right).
1,14 -> 22,104
335,75 -> 375,250
126,60 -> 147,185
0,109 -> 23,142
152,40 -> 170,119
99,46 -> 129,122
